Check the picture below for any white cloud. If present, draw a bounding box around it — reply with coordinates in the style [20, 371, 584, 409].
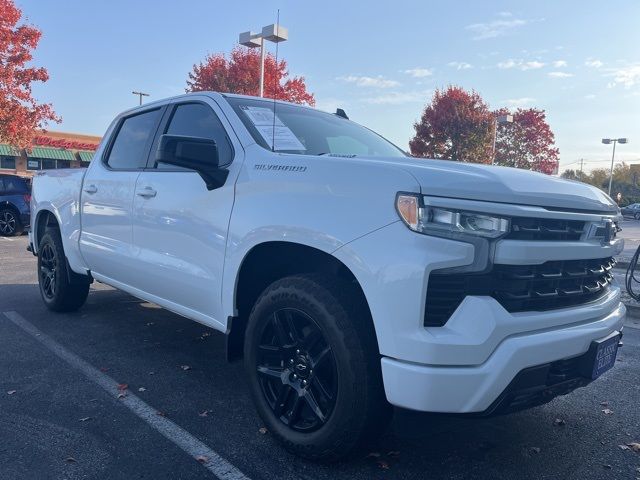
[552, 60, 567, 68]
[338, 75, 400, 88]
[363, 90, 432, 105]
[466, 16, 528, 40]
[497, 59, 545, 70]
[584, 94, 596, 99]
[548, 71, 574, 78]
[497, 11, 512, 17]
[606, 64, 640, 89]
[585, 59, 604, 68]
[503, 97, 536, 107]
[403, 68, 433, 78]
[447, 61, 473, 70]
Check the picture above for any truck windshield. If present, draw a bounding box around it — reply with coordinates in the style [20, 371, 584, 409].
[226, 96, 406, 158]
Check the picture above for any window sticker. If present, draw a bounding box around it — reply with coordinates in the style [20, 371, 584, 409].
[240, 106, 306, 151]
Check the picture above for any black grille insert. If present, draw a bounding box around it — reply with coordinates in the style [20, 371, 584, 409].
[425, 257, 615, 327]
[506, 217, 586, 241]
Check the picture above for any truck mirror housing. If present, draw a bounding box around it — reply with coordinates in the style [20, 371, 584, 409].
[155, 134, 229, 190]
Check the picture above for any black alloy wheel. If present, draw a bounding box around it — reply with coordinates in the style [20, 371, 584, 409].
[256, 308, 337, 432]
[0, 209, 17, 236]
[39, 242, 58, 299]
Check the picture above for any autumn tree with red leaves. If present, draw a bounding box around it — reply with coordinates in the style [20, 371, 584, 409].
[409, 86, 494, 163]
[186, 46, 315, 106]
[493, 107, 559, 174]
[410, 86, 559, 174]
[0, 0, 59, 148]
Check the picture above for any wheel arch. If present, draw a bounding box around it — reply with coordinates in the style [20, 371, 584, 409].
[34, 209, 60, 250]
[227, 241, 376, 361]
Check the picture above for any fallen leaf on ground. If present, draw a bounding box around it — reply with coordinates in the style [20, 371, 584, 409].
[377, 460, 390, 470]
[146, 322, 155, 326]
[199, 410, 211, 417]
[65, 457, 77, 463]
[79, 417, 91, 422]
[553, 418, 566, 426]
[117, 383, 128, 392]
[366, 452, 381, 459]
[603, 464, 612, 469]
[195, 455, 208, 464]
[138, 387, 146, 392]
[180, 365, 191, 371]
[387, 451, 400, 458]
[619, 444, 630, 450]
[117, 393, 126, 399]
[600, 401, 609, 406]
[7, 390, 16, 395]
[156, 411, 167, 417]
[627, 442, 640, 452]
[602, 408, 614, 415]
[258, 427, 267, 434]
[530, 447, 541, 454]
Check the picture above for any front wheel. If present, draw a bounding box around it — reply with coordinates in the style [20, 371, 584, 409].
[244, 273, 391, 461]
[38, 227, 90, 312]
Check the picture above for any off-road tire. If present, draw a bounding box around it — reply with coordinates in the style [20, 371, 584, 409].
[38, 227, 90, 312]
[244, 273, 392, 461]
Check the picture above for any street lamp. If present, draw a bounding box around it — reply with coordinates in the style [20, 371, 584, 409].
[602, 137, 629, 196]
[132, 91, 149, 106]
[239, 23, 288, 97]
[491, 114, 513, 165]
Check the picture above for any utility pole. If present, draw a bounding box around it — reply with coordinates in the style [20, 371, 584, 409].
[579, 158, 584, 176]
[132, 91, 150, 106]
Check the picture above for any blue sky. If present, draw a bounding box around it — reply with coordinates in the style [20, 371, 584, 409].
[20, 0, 640, 172]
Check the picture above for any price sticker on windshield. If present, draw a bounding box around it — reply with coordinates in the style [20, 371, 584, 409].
[240, 106, 306, 151]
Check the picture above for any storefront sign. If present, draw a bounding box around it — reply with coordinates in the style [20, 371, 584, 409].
[32, 136, 99, 151]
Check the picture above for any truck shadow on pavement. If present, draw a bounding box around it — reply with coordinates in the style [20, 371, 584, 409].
[1, 282, 635, 480]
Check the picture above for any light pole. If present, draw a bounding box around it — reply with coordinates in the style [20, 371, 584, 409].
[491, 114, 513, 165]
[602, 138, 629, 196]
[132, 91, 149, 106]
[239, 23, 288, 97]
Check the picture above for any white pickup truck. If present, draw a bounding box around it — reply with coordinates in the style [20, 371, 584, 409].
[29, 92, 626, 460]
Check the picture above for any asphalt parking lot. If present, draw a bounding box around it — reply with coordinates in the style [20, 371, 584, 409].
[1, 234, 639, 480]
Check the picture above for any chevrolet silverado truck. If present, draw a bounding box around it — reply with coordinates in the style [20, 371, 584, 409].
[29, 92, 626, 460]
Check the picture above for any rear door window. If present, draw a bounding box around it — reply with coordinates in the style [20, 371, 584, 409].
[106, 108, 162, 169]
[3, 176, 27, 193]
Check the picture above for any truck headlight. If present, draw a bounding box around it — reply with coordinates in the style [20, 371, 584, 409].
[396, 194, 510, 238]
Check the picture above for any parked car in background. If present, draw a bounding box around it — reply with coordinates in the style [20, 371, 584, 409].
[620, 203, 640, 219]
[0, 174, 30, 236]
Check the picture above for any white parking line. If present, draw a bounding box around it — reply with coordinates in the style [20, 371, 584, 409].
[2, 311, 250, 480]
[0, 237, 13, 242]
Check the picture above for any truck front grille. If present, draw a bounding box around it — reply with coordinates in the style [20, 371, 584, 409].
[505, 217, 586, 241]
[424, 257, 615, 327]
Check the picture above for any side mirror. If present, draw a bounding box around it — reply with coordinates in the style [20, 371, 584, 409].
[155, 134, 229, 190]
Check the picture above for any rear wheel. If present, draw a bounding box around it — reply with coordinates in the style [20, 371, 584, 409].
[38, 227, 90, 312]
[0, 208, 22, 236]
[244, 273, 391, 461]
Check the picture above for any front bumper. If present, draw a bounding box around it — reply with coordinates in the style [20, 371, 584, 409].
[381, 300, 625, 413]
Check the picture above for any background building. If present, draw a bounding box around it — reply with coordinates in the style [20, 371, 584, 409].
[0, 130, 101, 179]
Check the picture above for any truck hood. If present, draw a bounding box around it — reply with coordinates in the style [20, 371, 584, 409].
[371, 157, 617, 213]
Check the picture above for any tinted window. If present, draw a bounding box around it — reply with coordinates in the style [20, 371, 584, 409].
[107, 109, 162, 169]
[163, 103, 233, 166]
[0, 156, 16, 169]
[2, 176, 28, 193]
